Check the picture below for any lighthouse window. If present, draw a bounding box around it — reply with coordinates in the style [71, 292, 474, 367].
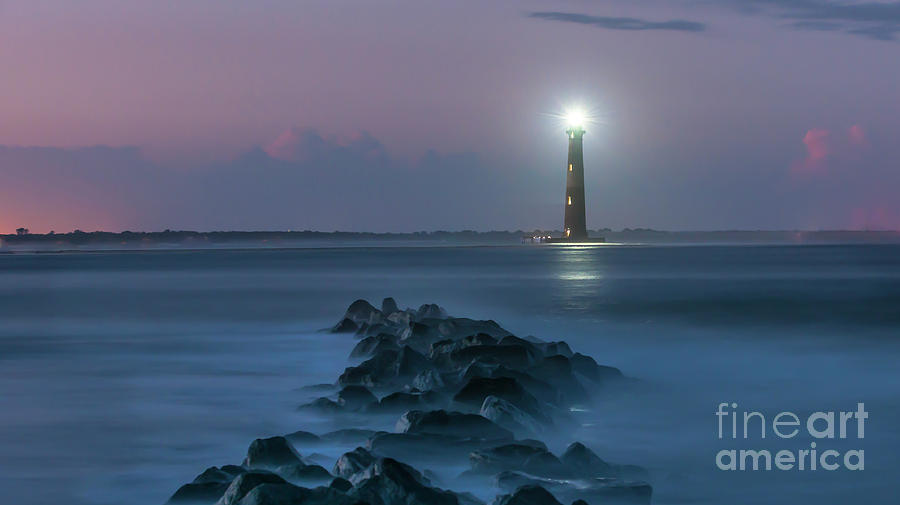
[566, 228, 571, 237]
[567, 196, 573, 205]
[568, 163, 573, 172]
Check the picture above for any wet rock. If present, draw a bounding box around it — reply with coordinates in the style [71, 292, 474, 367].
[412, 368, 445, 391]
[166, 482, 230, 504]
[333, 447, 377, 480]
[415, 303, 448, 320]
[344, 299, 382, 325]
[351, 334, 399, 358]
[234, 483, 357, 505]
[480, 396, 548, 435]
[193, 465, 246, 484]
[570, 353, 623, 383]
[284, 430, 322, 446]
[243, 437, 303, 470]
[469, 444, 568, 478]
[536, 341, 573, 358]
[299, 397, 343, 413]
[279, 463, 333, 485]
[453, 377, 544, 420]
[331, 318, 358, 333]
[349, 457, 460, 505]
[329, 477, 353, 492]
[337, 385, 378, 410]
[372, 391, 445, 413]
[215, 471, 287, 505]
[382, 297, 400, 315]
[571, 501, 589, 505]
[493, 485, 563, 505]
[396, 410, 513, 440]
[495, 472, 652, 505]
[320, 428, 379, 444]
[559, 443, 615, 478]
[450, 345, 536, 370]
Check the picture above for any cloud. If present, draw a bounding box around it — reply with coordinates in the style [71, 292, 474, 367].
[527, 11, 706, 32]
[793, 128, 832, 174]
[791, 124, 872, 175]
[723, 0, 900, 41]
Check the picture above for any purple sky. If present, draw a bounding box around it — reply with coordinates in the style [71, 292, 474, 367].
[1, 0, 899, 233]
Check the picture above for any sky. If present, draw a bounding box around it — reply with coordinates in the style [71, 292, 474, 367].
[1, 0, 899, 233]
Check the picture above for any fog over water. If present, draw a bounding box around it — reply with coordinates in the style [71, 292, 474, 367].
[1, 244, 898, 504]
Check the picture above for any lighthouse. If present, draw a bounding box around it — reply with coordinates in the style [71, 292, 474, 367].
[563, 123, 588, 241]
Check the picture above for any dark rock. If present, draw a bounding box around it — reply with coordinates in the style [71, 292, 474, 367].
[480, 396, 548, 436]
[332, 318, 358, 333]
[382, 297, 400, 314]
[284, 430, 322, 446]
[453, 377, 544, 419]
[412, 368, 445, 391]
[300, 397, 343, 413]
[469, 444, 567, 478]
[463, 333, 499, 347]
[337, 385, 378, 410]
[234, 483, 358, 505]
[279, 463, 333, 484]
[495, 472, 652, 505]
[330, 477, 353, 492]
[193, 465, 245, 484]
[396, 410, 513, 440]
[571, 501, 589, 505]
[349, 457, 459, 505]
[450, 345, 536, 370]
[493, 485, 563, 505]
[166, 482, 229, 504]
[333, 447, 377, 480]
[243, 437, 303, 470]
[537, 341, 573, 358]
[570, 353, 623, 383]
[216, 471, 287, 505]
[373, 391, 445, 413]
[344, 299, 382, 325]
[559, 443, 614, 478]
[415, 303, 448, 320]
[351, 334, 399, 358]
[320, 428, 379, 444]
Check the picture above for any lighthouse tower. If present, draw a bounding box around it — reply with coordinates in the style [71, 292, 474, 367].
[563, 125, 588, 241]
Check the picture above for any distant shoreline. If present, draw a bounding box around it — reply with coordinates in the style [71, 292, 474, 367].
[2, 229, 899, 252]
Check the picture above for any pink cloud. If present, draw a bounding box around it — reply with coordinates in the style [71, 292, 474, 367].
[792, 128, 831, 174]
[848, 124, 869, 148]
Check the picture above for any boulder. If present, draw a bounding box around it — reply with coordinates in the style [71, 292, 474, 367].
[215, 471, 287, 505]
[320, 428, 378, 444]
[299, 397, 342, 413]
[412, 368, 445, 391]
[344, 299, 382, 325]
[373, 391, 445, 413]
[243, 437, 303, 470]
[396, 410, 513, 440]
[381, 297, 400, 314]
[278, 463, 333, 484]
[493, 485, 563, 505]
[284, 430, 322, 446]
[166, 482, 230, 504]
[333, 447, 377, 480]
[329, 477, 353, 492]
[495, 472, 652, 505]
[469, 444, 567, 478]
[349, 457, 460, 505]
[234, 483, 357, 505]
[450, 345, 536, 370]
[559, 443, 614, 478]
[350, 334, 399, 358]
[415, 303, 448, 320]
[337, 385, 378, 410]
[480, 396, 548, 435]
[453, 377, 544, 420]
[570, 353, 623, 383]
[331, 318, 358, 333]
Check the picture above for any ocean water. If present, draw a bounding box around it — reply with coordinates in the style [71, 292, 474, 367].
[1, 244, 899, 504]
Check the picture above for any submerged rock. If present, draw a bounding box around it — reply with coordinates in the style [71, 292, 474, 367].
[337, 385, 378, 410]
[243, 437, 303, 470]
[492, 485, 563, 505]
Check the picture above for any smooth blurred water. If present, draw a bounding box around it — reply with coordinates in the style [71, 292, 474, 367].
[1, 244, 899, 504]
